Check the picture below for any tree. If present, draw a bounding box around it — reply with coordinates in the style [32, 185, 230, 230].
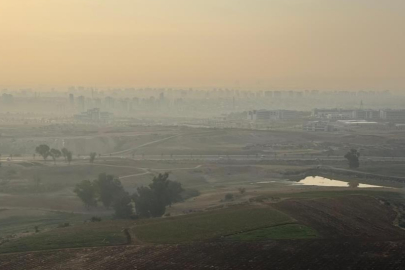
[113, 192, 133, 219]
[133, 186, 163, 218]
[149, 173, 183, 207]
[35, 145, 50, 160]
[344, 149, 360, 169]
[90, 152, 97, 163]
[61, 148, 69, 161]
[93, 173, 125, 208]
[49, 149, 62, 164]
[66, 151, 73, 164]
[166, 180, 184, 206]
[133, 173, 183, 218]
[74, 180, 97, 208]
[238, 187, 246, 194]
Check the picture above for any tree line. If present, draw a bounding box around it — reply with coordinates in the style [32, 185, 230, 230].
[74, 172, 187, 219]
[35, 145, 73, 164]
[35, 144, 98, 164]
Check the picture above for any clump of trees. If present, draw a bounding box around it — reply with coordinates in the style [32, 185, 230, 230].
[133, 173, 184, 218]
[74, 180, 98, 208]
[49, 149, 61, 164]
[74, 172, 187, 219]
[35, 145, 50, 160]
[344, 149, 360, 169]
[74, 173, 127, 212]
[35, 145, 73, 164]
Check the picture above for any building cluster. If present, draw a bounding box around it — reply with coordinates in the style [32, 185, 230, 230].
[247, 110, 302, 121]
[0, 87, 404, 127]
[302, 108, 405, 132]
[302, 121, 335, 132]
[74, 108, 114, 123]
[312, 109, 405, 122]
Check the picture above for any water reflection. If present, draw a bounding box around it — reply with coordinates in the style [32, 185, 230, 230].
[296, 176, 383, 188]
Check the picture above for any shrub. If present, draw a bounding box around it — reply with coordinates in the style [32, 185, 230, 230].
[90, 217, 102, 222]
[224, 193, 234, 201]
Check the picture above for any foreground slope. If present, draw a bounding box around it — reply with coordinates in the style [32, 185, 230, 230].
[1, 193, 405, 269]
[1, 241, 405, 270]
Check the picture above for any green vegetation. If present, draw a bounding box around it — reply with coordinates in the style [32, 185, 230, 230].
[224, 193, 234, 201]
[90, 152, 97, 163]
[0, 210, 89, 237]
[66, 151, 73, 164]
[35, 144, 50, 160]
[0, 221, 132, 254]
[0, 206, 296, 253]
[74, 172, 185, 219]
[94, 173, 126, 209]
[49, 148, 62, 164]
[133, 206, 294, 243]
[74, 180, 98, 208]
[344, 149, 360, 169]
[227, 224, 318, 241]
[75, 174, 132, 218]
[35, 144, 73, 164]
[133, 173, 184, 218]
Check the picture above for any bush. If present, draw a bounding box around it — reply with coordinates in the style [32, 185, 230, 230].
[90, 217, 102, 222]
[224, 193, 234, 201]
[57, 223, 70, 228]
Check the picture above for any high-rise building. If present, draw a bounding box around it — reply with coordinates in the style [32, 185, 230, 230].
[69, 94, 74, 108]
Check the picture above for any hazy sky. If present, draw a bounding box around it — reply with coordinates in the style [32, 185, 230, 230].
[0, 0, 404, 90]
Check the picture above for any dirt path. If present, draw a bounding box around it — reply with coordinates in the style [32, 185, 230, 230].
[108, 135, 180, 156]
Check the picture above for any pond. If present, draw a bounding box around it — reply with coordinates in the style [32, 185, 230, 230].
[295, 176, 384, 188]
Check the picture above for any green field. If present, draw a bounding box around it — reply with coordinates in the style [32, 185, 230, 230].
[227, 224, 318, 241]
[0, 206, 297, 253]
[133, 206, 294, 243]
[0, 220, 133, 254]
[1, 189, 403, 253]
[0, 209, 89, 237]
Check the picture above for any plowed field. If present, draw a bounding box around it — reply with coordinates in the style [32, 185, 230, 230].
[274, 195, 405, 240]
[1, 241, 405, 270]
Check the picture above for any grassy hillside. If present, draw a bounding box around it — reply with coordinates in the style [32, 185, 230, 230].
[0, 205, 296, 253]
[132, 206, 295, 243]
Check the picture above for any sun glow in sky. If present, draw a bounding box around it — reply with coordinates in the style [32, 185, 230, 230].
[0, 0, 404, 90]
